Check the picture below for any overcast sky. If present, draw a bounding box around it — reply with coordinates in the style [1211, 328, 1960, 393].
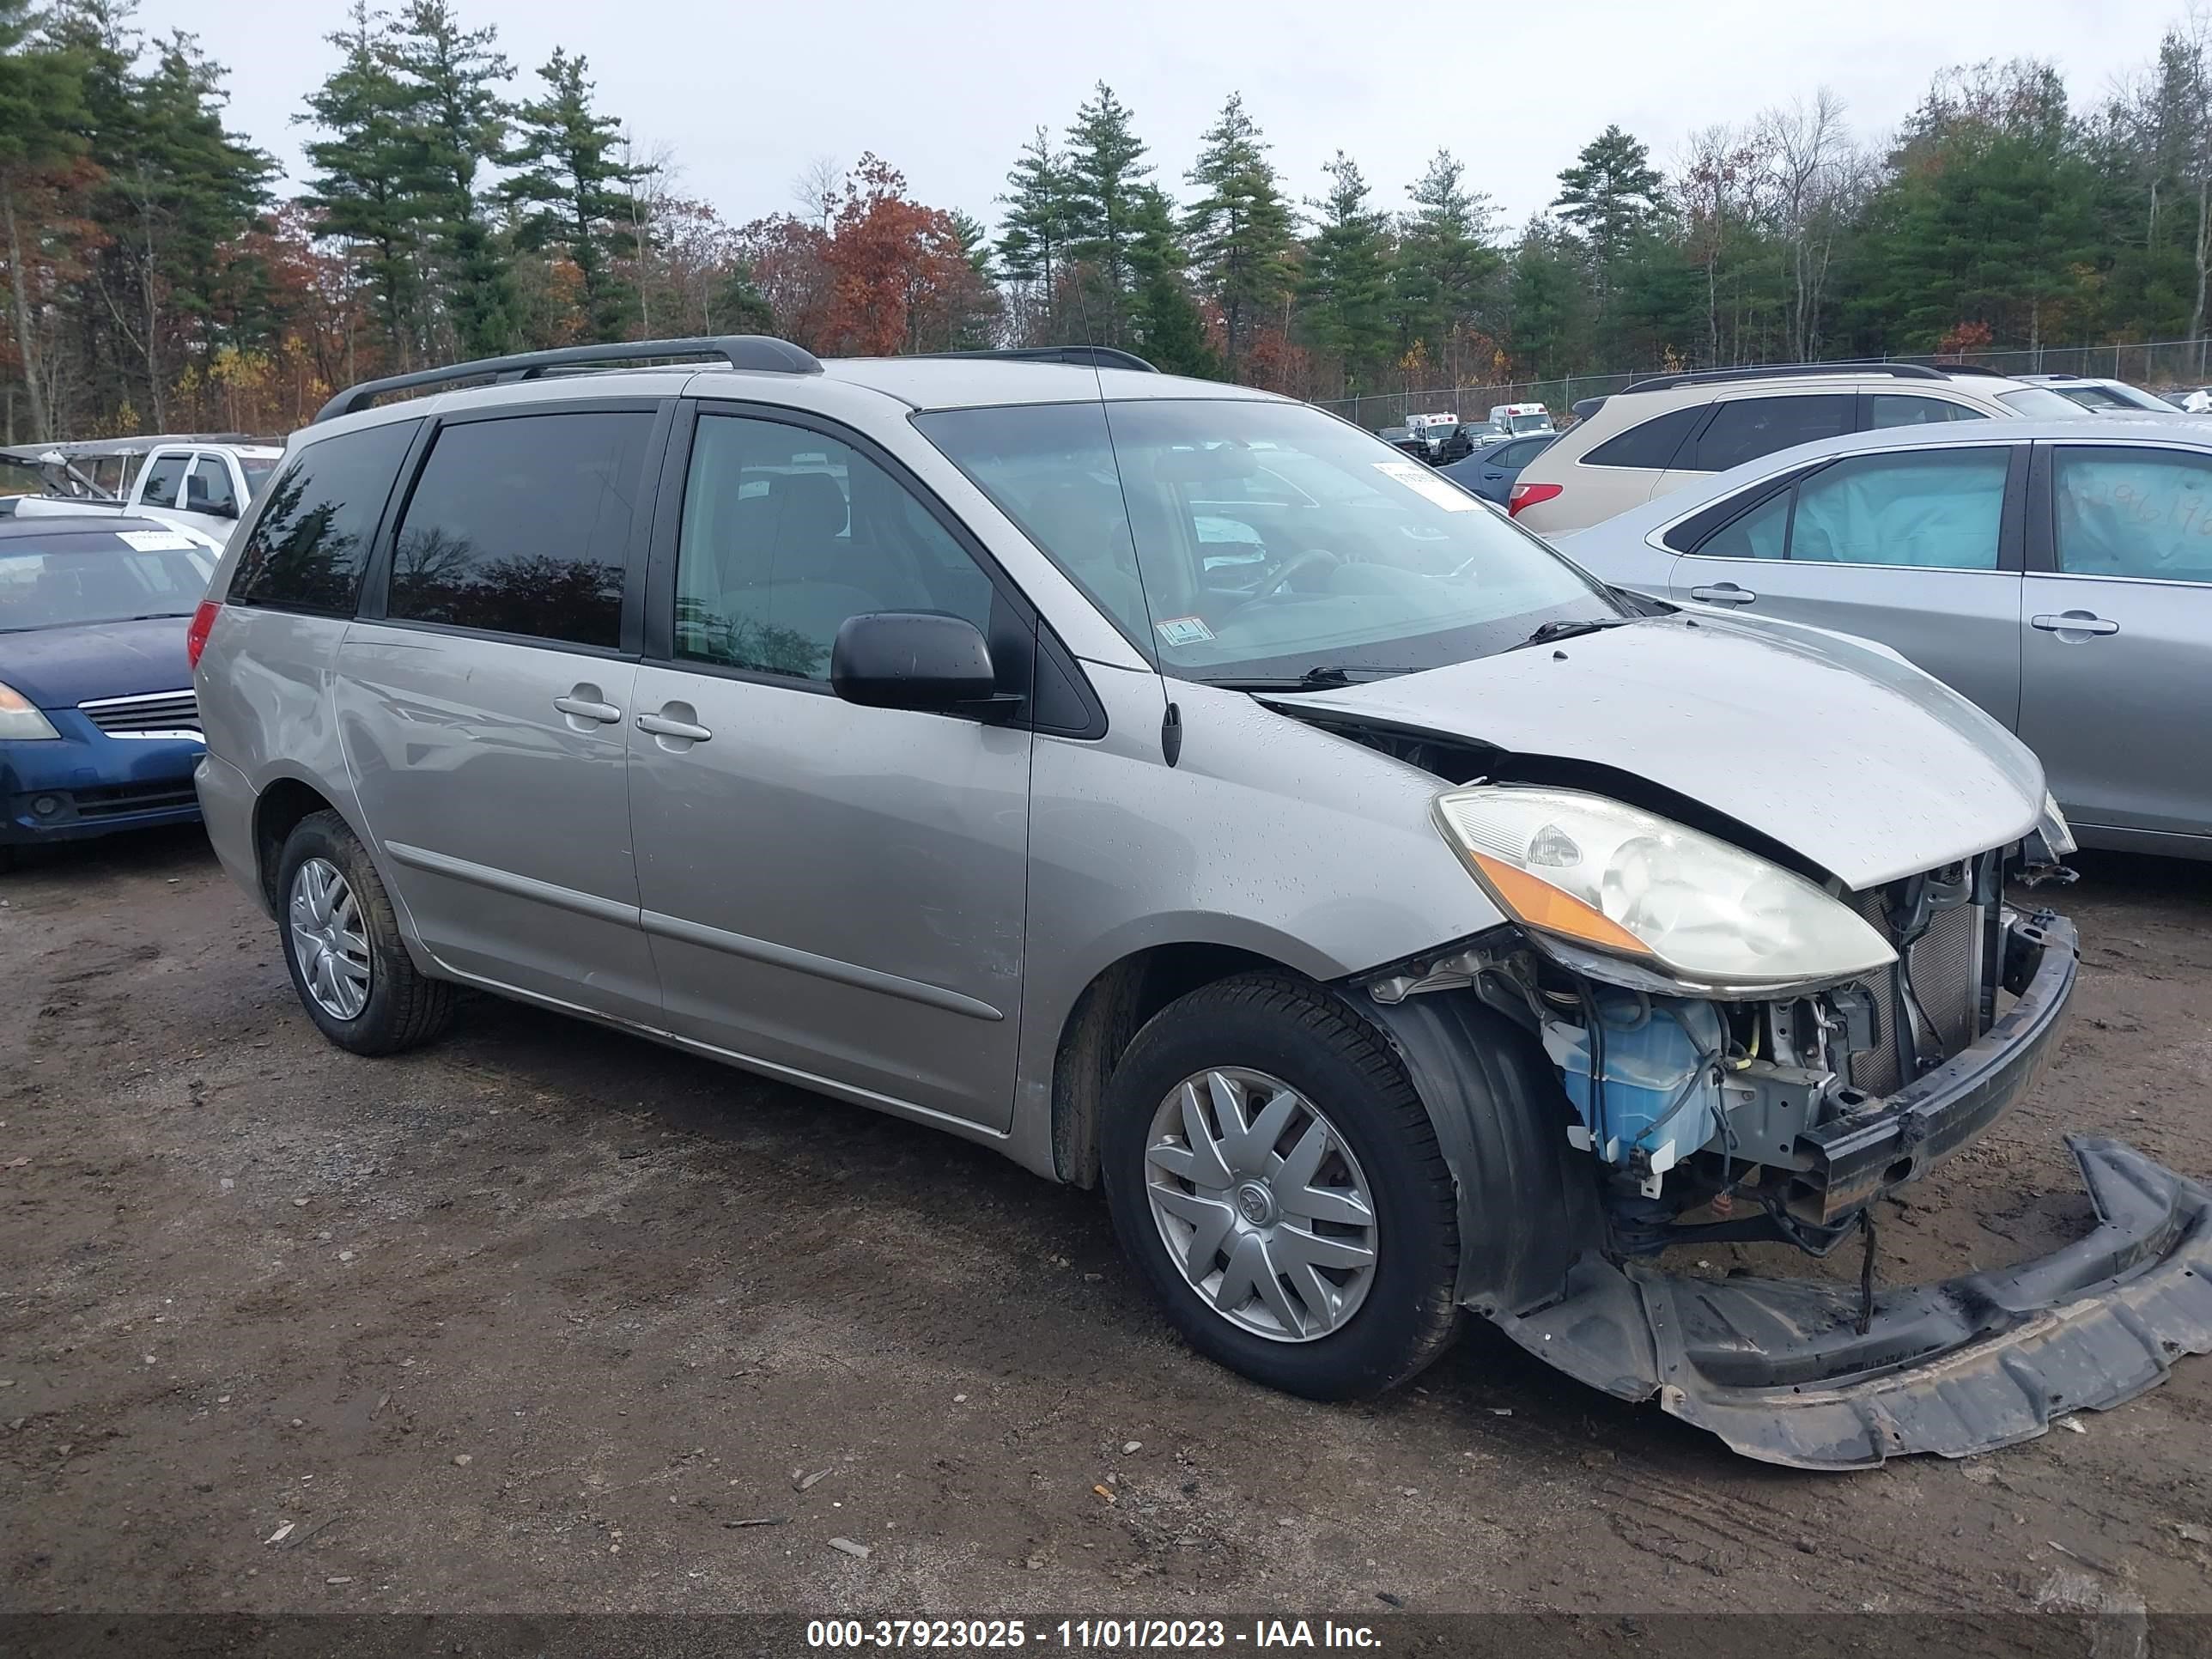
[144, 0, 2167, 233]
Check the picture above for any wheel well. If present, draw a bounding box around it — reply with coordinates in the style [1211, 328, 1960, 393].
[252, 778, 337, 910]
[1050, 943, 1297, 1188]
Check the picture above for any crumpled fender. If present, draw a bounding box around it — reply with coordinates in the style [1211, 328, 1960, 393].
[1363, 988, 2212, 1468]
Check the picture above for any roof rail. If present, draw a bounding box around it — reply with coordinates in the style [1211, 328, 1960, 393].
[1620, 360, 1949, 394]
[920, 345, 1159, 373]
[1927, 362, 2014, 379]
[312, 336, 824, 423]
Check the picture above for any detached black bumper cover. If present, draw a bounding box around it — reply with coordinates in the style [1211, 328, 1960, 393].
[1370, 915, 2212, 1468]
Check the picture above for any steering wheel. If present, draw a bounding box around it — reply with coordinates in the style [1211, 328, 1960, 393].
[1221, 548, 1344, 620]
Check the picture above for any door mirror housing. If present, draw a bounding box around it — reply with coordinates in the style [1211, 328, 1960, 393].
[831, 611, 1005, 713]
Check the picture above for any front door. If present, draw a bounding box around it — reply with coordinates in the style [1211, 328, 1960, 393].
[2020, 441, 2212, 844]
[336, 404, 665, 1024]
[1667, 443, 2027, 727]
[625, 407, 1032, 1128]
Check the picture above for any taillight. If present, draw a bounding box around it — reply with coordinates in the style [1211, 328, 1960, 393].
[185, 600, 219, 668]
[1508, 482, 1563, 519]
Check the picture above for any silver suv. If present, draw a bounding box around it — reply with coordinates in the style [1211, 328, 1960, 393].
[189, 337, 2210, 1468]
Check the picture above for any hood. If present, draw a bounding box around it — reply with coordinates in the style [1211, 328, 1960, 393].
[0, 616, 195, 710]
[1261, 613, 2045, 889]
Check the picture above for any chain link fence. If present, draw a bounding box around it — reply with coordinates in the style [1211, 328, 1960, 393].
[1311, 337, 2212, 431]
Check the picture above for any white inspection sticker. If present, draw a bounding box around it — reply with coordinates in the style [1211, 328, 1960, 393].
[116, 529, 197, 552]
[1372, 459, 1480, 511]
[1154, 615, 1215, 646]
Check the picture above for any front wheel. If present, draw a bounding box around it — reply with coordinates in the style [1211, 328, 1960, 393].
[1100, 974, 1462, 1400]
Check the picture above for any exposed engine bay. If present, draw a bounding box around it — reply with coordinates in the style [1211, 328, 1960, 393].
[1305, 708, 2212, 1468]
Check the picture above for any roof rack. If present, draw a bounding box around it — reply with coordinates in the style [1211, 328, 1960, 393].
[312, 336, 824, 423]
[1620, 361, 1952, 393]
[1926, 362, 2013, 379]
[919, 345, 1159, 373]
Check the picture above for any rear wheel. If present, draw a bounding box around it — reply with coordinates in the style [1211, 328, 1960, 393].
[276, 810, 453, 1055]
[1101, 973, 1462, 1400]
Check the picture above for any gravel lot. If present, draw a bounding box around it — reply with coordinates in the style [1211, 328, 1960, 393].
[3, 827, 2209, 1618]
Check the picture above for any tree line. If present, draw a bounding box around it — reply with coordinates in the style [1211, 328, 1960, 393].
[0, 0, 2207, 443]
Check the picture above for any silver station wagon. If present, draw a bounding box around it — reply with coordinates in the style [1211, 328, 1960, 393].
[189, 338, 2212, 1468]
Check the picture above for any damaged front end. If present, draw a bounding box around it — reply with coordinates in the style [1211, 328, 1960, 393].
[1362, 866, 2212, 1469]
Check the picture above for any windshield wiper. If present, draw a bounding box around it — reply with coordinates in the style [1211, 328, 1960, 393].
[1198, 664, 1400, 691]
[1516, 616, 1638, 650]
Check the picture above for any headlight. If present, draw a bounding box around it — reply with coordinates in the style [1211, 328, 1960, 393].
[1431, 785, 1896, 988]
[0, 681, 59, 741]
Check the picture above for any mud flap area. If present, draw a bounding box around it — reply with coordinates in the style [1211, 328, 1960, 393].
[1495, 1136, 2212, 1468]
[1362, 987, 2212, 1469]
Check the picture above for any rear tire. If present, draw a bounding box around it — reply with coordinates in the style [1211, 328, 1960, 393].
[1101, 972, 1462, 1400]
[275, 809, 453, 1055]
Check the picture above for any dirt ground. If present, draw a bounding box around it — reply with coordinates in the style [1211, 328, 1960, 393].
[2, 826, 2209, 1620]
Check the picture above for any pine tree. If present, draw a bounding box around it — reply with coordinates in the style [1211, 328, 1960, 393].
[386, 0, 514, 358]
[1129, 184, 1214, 376]
[1062, 82, 1151, 342]
[503, 47, 646, 343]
[1183, 93, 1293, 376]
[995, 128, 1073, 291]
[299, 2, 427, 368]
[1553, 125, 1664, 264]
[0, 0, 88, 439]
[1392, 149, 1500, 382]
[50, 2, 270, 426]
[1299, 151, 1394, 392]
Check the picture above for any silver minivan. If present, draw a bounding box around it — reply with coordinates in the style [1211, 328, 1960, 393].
[189, 338, 2212, 1468]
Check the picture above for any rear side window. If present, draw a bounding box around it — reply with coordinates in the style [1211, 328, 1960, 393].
[1492, 435, 1553, 467]
[137, 453, 187, 508]
[387, 410, 652, 649]
[1582, 405, 1703, 470]
[2053, 447, 2212, 583]
[1870, 395, 1989, 428]
[1689, 395, 1854, 472]
[233, 421, 418, 616]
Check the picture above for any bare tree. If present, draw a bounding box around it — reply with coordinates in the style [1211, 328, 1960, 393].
[1759, 89, 1856, 362]
[620, 130, 677, 337]
[791, 155, 842, 233]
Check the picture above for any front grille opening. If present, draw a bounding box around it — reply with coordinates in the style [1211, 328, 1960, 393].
[1845, 864, 2001, 1097]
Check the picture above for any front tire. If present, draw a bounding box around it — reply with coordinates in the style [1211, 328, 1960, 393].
[1101, 973, 1462, 1400]
[276, 809, 453, 1055]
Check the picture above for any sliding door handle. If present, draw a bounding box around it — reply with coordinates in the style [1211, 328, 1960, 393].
[2031, 611, 2119, 637]
[637, 709, 714, 744]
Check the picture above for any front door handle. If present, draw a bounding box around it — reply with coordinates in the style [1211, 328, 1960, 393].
[1689, 583, 1757, 605]
[2031, 611, 2120, 637]
[553, 686, 622, 725]
[637, 705, 714, 744]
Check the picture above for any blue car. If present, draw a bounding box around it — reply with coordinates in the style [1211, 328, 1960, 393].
[0, 514, 219, 866]
[1437, 432, 1558, 507]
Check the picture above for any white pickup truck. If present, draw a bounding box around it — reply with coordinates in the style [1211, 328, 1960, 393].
[1, 435, 284, 544]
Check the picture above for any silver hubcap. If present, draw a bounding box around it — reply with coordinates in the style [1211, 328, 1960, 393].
[1143, 1067, 1378, 1342]
[289, 857, 370, 1021]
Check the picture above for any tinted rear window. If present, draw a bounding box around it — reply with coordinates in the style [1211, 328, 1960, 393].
[1687, 394, 1854, 472]
[386, 410, 652, 649]
[1583, 405, 1703, 470]
[233, 422, 418, 616]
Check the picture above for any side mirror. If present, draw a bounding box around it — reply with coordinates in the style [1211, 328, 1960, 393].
[830, 611, 1004, 713]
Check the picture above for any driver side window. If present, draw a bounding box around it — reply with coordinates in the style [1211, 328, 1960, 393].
[673, 413, 997, 683]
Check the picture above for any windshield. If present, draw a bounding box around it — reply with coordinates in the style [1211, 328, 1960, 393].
[1996, 386, 2089, 418]
[914, 398, 1620, 683]
[1506, 414, 1553, 434]
[0, 529, 213, 631]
